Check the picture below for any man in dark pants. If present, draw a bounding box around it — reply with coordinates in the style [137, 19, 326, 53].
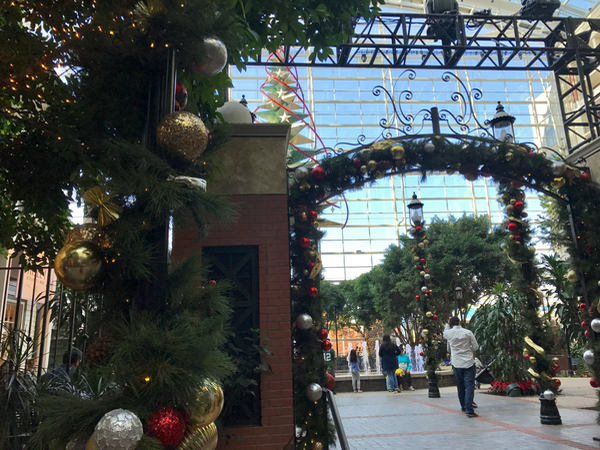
[444, 316, 479, 417]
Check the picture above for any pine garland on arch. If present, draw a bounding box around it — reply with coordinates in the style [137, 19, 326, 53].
[289, 134, 600, 444]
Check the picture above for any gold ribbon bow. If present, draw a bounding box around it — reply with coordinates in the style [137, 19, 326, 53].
[524, 336, 545, 355]
[527, 368, 540, 378]
[82, 186, 122, 227]
[309, 254, 322, 280]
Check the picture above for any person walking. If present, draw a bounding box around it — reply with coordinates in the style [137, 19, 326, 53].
[379, 334, 400, 393]
[444, 316, 479, 417]
[397, 345, 415, 391]
[348, 349, 362, 393]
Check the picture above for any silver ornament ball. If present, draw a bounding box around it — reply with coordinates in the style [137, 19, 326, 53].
[583, 349, 595, 365]
[500, 243, 507, 250]
[295, 167, 310, 182]
[551, 161, 567, 176]
[424, 142, 435, 153]
[591, 318, 600, 333]
[195, 38, 228, 77]
[306, 383, 323, 401]
[296, 313, 313, 330]
[424, 273, 431, 280]
[421, 286, 428, 293]
[543, 390, 555, 401]
[94, 409, 143, 450]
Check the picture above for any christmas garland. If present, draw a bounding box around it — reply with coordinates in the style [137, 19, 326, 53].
[289, 134, 600, 447]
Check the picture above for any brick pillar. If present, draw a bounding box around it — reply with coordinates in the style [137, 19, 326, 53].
[172, 124, 294, 450]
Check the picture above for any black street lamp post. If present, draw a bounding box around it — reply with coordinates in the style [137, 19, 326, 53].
[454, 286, 463, 322]
[407, 193, 424, 227]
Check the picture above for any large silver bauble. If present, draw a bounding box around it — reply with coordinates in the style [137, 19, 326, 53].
[591, 318, 600, 333]
[306, 383, 323, 401]
[583, 349, 595, 365]
[543, 389, 555, 401]
[551, 161, 567, 176]
[296, 313, 313, 330]
[94, 409, 143, 450]
[295, 167, 310, 182]
[194, 38, 228, 77]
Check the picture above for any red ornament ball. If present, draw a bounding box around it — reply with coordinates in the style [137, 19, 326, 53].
[582, 172, 591, 182]
[308, 287, 318, 297]
[432, 314, 438, 320]
[581, 302, 587, 311]
[511, 182, 523, 188]
[317, 328, 329, 341]
[419, 352, 424, 356]
[433, 334, 437, 338]
[353, 158, 362, 168]
[410, 245, 414, 249]
[420, 258, 425, 263]
[312, 166, 325, 180]
[555, 379, 561, 388]
[415, 226, 422, 232]
[146, 407, 187, 448]
[322, 340, 332, 351]
[299, 237, 311, 249]
[591, 378, 598, 388]
[308, 211, 318, 221]
[419, 339, 422, 344]
[514, 201, 524, 210]
[209, 280, 217, 285]
[325, 373, 335, 390]
[415, 295, 420, 300]
[582, 320, 590, 329]
[525, 354, 530, 360]
[175, 81, 188, 111]
[514, 235, 521, 241]
[508, 222, 518, 232]
[585, 330, 591, 339]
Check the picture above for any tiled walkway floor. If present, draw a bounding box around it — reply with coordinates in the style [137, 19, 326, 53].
[332, 378, 599, 450]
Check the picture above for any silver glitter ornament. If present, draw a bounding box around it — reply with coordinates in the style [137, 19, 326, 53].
[424, 142, 435, 153]
[543, 390, 555, 401]
[583, 350, 595, 365]
[194, 38, 228, 77]
[94, 409, 143, 450]
[296, 313, 313, 330]
[157, 111, 209, 162]
[306, 383, 323, 401]
[551, 161, 567, 176]
[295, 167, 310, 182]
[591, 318, 600, 333]
[424, 274, 431, 280]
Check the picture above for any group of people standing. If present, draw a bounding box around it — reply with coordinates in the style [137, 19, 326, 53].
[378, 334, 416, 393]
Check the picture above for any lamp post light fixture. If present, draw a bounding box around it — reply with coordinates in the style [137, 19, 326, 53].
[488, 101, 516, 142]
[454, 286, 464, 322]
[407, 192, 424, 227]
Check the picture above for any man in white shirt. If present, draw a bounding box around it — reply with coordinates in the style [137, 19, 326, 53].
[444, 316, 479, 417]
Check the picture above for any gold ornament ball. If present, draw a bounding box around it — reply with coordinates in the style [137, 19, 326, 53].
[567, 270, 578, 282]
[188, 381, 225, 428]
[505, 152, 514, 161]
[367, 160, 377, 171]
[55, 242, 103, 290]
[552, 357, 559, 362]
[312, 442, 324, 450]
[529, 356, 536, 364]
[157, 111, 209, 162]
[360, 165, 368, 174]
[418, 242, 424, 248]
[510, 199, 516, 205]
[65, 224, 108, 248]
[423, 240, 429, 246]
[178, 422, 218, 450]
[391, 145, 405, 160]
[414, 256, 420, 262]
[506, 205, 514, 214]
[420, 271, 426, 276]
[422, 329, 429, 335]
[426, 311, 433, 317]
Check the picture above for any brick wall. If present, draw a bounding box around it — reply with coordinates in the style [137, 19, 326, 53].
[172, 193, 294, 450]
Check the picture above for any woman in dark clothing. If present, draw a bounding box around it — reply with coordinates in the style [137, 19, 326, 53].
[379, 334, 400, 392]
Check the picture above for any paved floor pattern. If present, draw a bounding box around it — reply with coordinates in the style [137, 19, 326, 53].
[331, 381, 600, 450]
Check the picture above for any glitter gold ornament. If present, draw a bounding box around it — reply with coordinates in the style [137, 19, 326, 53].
[551, 177, 566, 189]
[157, 111, 209, 162]
[178, 423, 218, 450]
[505, 152, 514, 161]
[188, 381, 225, 428]
[360, 165, 367, 174]
[370, 139, 394, 151]
[312, 442, 324, 450]
[367, 160, 377, 171]
[65, 224, 109, 249]
[55, 242, 103, 290]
